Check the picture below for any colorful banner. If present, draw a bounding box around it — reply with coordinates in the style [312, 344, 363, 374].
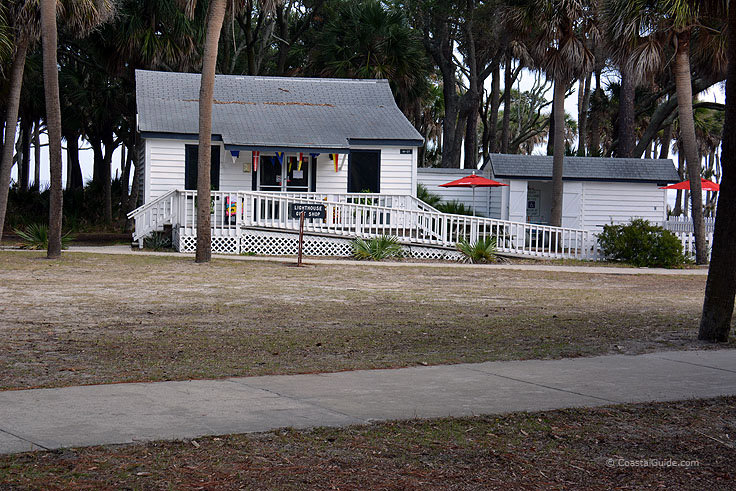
[333, 153, 339, 172]
[252, 151, 260, 172]
[298, 152, 303, 171]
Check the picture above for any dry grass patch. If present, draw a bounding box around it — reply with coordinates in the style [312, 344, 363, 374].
[1, 397, 734, 489]
[0, 251, 731, 389]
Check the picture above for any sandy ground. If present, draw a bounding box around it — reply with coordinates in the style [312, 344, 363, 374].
[0, 250, 731, 390]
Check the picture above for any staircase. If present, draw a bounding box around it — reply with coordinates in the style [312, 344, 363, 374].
[128, 190, 601, 260]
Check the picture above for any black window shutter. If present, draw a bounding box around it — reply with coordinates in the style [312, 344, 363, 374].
[310, 155, 317, 192]
[210, 145, 220, 190]
[185, 145, 197, 190]
[184, 144, 220, 191]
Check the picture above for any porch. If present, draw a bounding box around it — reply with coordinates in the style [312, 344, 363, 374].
[128, 190, 602, 260]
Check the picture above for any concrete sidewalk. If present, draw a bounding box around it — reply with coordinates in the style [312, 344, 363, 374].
[1, 349, 735, 454]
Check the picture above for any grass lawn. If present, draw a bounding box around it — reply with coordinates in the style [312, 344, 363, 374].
[0, 251, 732, 390]
[1, 397, 733, 489]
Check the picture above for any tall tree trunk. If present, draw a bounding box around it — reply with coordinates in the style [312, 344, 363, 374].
[674, 31, 708, 265]
[486, 59, 501, 155]
[588, 69, 603, 156]
[41, 0, 64, 258]
[550, 79, 567, 227]
[617, 66, 636, 158]
[103, 137, 114, 225]
[0, 36, 29, 242]
[577, 73, 592, 156]
[501, 53, 513, 154]
[33, 121, 41, 192]
[699, 0, 736, 342]
[547, 98, 555, 156]
[65, 133, 83, 190]
[464, 110, 479, 169]
[121, 143, 131, 202]
[196, 0, 227, 263]
[19, 119, 31, 190]
[659, 122, 672, 159]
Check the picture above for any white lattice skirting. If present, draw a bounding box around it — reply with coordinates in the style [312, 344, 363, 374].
[173, 227, 462, 260]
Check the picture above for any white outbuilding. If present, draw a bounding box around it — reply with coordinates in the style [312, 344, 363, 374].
[418, 154, 680, 232]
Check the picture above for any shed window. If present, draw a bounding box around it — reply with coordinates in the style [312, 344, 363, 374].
[185, 145, 221, 190]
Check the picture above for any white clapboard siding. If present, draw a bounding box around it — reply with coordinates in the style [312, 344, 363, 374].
[220, 152, 253, 192]
[315, 154, 348, 193]
[562, 182, 583, 230]
[582, 181, 667, 231]
[417, 168, 494, 216]
[378, 147, 414, 195]
[145, 138, 188, 202]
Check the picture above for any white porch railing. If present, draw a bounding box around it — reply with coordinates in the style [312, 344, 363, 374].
[129, 190, 601, 260]
[127, 189, 179, 243]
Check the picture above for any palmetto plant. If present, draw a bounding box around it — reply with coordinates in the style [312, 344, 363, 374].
[13, 223, 73, 250]
[352, 236, 403, 261]
[416, 183, 442, 208]
[456, 237, 498, 264]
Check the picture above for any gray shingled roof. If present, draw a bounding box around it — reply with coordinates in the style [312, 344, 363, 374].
[484, 154, 680, 183]
[136, 70, 423, 150]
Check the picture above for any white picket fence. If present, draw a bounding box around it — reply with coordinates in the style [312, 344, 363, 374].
[660, 217, 716, 257]
[128, 190, 601, 260]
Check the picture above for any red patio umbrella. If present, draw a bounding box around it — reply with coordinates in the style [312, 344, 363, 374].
[659, 178, 720, 191]
[439, 171, 508, 216]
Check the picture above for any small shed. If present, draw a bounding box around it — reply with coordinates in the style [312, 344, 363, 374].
[418, 154, 680, 231]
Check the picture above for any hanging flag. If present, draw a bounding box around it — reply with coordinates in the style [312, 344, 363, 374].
[276, 152, 284, 165]
[252, 151, 260, 172]
[288, 157, 293, 173]
[298, 152, 304, 171]
[333, 153, 339, 172]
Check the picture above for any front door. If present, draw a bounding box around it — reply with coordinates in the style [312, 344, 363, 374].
[257, 154, 312, 192]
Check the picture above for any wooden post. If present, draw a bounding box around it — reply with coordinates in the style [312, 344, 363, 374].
[297, 211, 305, 267]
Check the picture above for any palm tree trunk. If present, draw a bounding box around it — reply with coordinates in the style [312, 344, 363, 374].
[659, 122, 672, 159]
[33, 121, 41, 192]
[550, 79, 566, 227]
[617, 66, 636, 157]
[41, 0, 64, 259]
[196, 0, 227, 263]
[699, 0, 736, 342]
[588, 68, 603, 156]
[65, 132, 83, 190]
[500, 53, 513, 154]
[0, 36, 29, 242]
[19, 119, 31, 190]
[577, 73, 591, 156]
[674, 31, 708, 265]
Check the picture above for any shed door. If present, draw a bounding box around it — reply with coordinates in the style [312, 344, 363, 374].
[185, 145, 221, 190]
[348, 150, 380, 193]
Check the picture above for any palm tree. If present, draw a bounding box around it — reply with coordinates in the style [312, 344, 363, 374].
[0, 3, 33, 243]
[699, 0, 734, 342]
[305, 0, 430, 119]
[505, 0, 595, 227]
[39, 0, 115, 258]
[179, 0, 278, 263]
[603, 0, 726, 264]
[0, 0, 115, 251]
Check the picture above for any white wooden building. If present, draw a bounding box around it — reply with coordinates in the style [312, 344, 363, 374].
[135, 70, 422, 205]
[418, 154, 680, 232]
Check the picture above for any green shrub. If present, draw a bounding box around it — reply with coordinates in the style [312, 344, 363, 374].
[435, 200, 480, 216]
[143, 231, 173, 251]
[456, 237, 498, 264]
[597, 219, 688, 268]
[352, 235, 403, 261]
[417, 183, 442, 208]
[13, 223, 73, 250]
